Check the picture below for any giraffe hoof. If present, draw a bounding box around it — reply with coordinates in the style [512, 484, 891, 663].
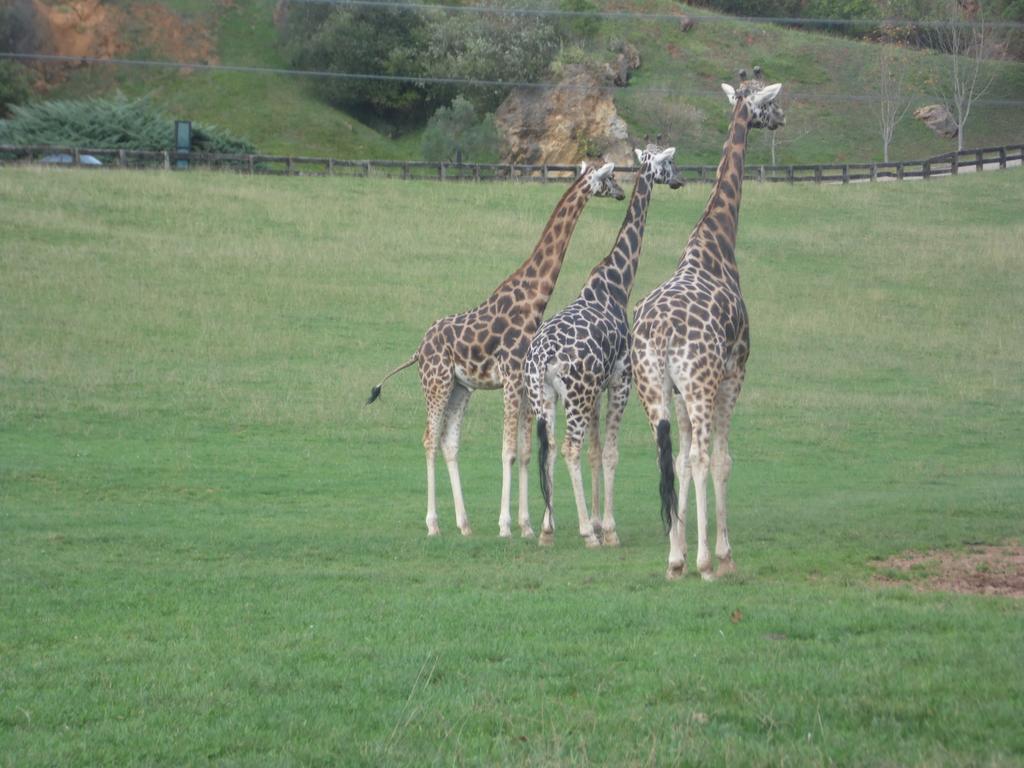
[427, 527, 441, 537]
[498, 529, 513, 539]
[699, 569, 716, 582]
[583, 535, 601, 549]
[716, 558, 736, 577]
[521, 527, 535, 539]
[538, 531, 555, 547]
[602, 530, 621, 547]
[666, 563, 687, 580]
[459, 526, 473, 537]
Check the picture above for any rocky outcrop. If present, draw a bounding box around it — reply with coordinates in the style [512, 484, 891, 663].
[494, 65, 633, 167]
[25, 0, 216, 86]
[914, 104, 958, 139]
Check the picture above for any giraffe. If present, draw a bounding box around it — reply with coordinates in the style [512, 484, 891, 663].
[630, 72, 785, 580]
[525, 145, 683, 548]
[367, 162, 625, 538]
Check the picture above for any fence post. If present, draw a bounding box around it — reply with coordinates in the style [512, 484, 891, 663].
[787, 165, 794, 183]
[976, 150, 984, 172]
[923, 160, 931, 180]
[474, 164, 480, 182]
[842, 165, 849, 184]
[73, 148, 81, 167]
[402, 162, 409, 180]
[363, 161, 370, 178]
[162, 151, 170, 171]
[951, 155, 958, 175]
[327, 158, 335, 177]
[118, 149, 126, 168]
[897, 162, 904, 181]
[758, 165, 765, 182]
[999, 147, 1007, 169]
[542, 164, 548, 183]
[870, 164, 877, 182]
[815, 166, 822, 183]
[286, 157, 294, 176]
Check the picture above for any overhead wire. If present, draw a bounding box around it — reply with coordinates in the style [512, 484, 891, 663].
[3, 51, 1023, 108]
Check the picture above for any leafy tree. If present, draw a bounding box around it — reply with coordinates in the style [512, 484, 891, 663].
[421, 96, 500, 162]
[422, 9, 561, 113]
[287, 4, 438, 127]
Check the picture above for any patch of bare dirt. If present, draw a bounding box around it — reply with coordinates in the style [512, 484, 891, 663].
[872, 544, 1024, 598]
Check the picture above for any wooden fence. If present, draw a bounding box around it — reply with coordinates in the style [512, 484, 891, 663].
[2, 143, 1021, 184]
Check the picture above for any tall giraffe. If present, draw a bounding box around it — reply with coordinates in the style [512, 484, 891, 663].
[368, 163, 625, 538]
[524, 145, 682, 548]
[631, 73, 785, 580]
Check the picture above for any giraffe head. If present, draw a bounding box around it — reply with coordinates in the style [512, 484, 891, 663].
[721, 71, 785, 130]
[579, 161, 626, 200]
[633, 144, 684, 189]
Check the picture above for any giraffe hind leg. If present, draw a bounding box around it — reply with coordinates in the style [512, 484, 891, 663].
[562, 397, 601, 548]
[711, 373, 743, 577]
[440, 383, 473, 536]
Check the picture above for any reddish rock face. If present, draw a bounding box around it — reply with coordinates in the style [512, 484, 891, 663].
[494, 65, 634, 168]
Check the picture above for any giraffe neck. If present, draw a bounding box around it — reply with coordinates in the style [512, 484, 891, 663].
[581, 164, 655, 309]
[494, 174, 593, 311]
[681, 100, 752, 283]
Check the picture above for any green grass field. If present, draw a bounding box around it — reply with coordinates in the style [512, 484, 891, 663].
[1, 165, 1022, 766]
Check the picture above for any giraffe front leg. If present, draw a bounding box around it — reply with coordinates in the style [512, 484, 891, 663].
[517, 397, 535, 539]
[498, 387, 522, 538]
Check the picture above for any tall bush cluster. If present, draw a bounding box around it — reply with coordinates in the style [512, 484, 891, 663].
[278, 0, 602, 160]
[0, 96, 256, 153]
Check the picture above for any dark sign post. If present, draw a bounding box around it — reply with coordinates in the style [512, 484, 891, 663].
[174, 120, 192, 170]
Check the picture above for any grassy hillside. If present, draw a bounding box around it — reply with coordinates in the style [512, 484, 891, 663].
[1, 165, 1022, 765]
[35, 0, 1024, 161]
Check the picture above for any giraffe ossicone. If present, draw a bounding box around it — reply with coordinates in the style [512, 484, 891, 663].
[367, 162, 625, 538]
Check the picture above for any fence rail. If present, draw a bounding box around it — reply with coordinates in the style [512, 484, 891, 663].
[2, 143, 1022, 184]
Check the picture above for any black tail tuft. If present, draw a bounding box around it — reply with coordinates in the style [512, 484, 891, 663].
[537, 418, 553, 513]
[656, 419, 677, 534]
[366, 385, 382, 405]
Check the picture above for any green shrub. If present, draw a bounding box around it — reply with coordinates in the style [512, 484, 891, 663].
[0, 96, 255, 153]
[421, 97, 500, 162]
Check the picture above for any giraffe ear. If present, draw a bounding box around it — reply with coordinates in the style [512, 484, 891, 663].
[595, 162, 615, 179]
[634, 148, 644, 163]
[721, 83, 738, 105]
[752, 83, 782, 106]
[654, 147, 676, 162]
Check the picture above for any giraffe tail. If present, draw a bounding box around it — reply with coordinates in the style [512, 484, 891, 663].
[366, 356, 417, 405]
[537, 417, 553, 515]
[656, 419, 677, 533]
